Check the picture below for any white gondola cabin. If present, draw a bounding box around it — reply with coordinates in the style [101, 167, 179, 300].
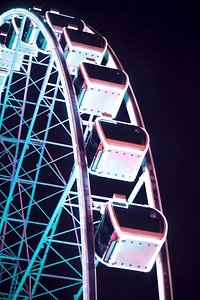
[95, 202, 168, 272]
[4, 16, 21, 49]
[86, 118, 149, 181]
[22, 18, 39, 45]
[46, 11, 85, 38]
[74, 62, 129, 117]
[60, 28, 107, 75]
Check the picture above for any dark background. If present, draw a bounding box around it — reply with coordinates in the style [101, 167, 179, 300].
[0, 1, 199, 299]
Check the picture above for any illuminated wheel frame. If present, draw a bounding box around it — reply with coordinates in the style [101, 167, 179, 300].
[0, 7, 173, 300]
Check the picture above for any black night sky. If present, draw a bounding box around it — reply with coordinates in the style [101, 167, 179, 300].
[0, 1, 199, 299]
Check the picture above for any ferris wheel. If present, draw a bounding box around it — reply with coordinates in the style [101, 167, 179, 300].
[0, 7, 173, 300]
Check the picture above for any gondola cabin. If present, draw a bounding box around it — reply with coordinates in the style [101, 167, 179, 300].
[60, 28, 107, 75]
[95, 202, 168, 272]
[4, 16, 21, 49]
[46, 11, 85, 38]
[74, 62, 129, 117]
[86, 118, 149, 181]
[22, 18, 39, 46]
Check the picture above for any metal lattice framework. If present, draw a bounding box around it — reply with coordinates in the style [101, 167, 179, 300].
[0, 7, 173, 300]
